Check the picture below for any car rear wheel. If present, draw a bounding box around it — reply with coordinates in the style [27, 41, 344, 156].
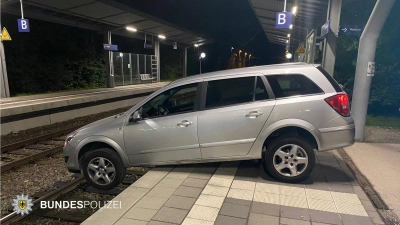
[82, 148, 125, 190]
[263, 136, 315, 183]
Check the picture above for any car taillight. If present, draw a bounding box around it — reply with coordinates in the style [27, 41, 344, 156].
[325, 94, 350, 117]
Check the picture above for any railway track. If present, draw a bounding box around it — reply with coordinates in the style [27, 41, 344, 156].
[0, 126, 83, 173]
[0, 169, 147, 224]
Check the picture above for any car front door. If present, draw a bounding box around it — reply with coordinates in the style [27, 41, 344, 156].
[198, 76, 276, 159]
[123, 82, 202, 165]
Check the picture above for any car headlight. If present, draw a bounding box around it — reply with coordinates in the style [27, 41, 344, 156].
[64, 131, 78, 146]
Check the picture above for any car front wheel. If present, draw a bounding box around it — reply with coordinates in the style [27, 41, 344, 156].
[263, 136, 315, 183]
[82, 148, 125, 190]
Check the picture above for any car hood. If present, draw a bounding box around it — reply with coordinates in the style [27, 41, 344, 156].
[78, 113, 126, 134]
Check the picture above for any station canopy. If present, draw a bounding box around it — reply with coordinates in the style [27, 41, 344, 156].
[2, 0, 213, 46]
[248, 0, 329, 45]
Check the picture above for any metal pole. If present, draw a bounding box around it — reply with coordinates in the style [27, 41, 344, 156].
[104, 31, 114, 88]
[137, 54, 140, 83]
[0, 4, 11, 98]
[20, 0, 24, 19]
[0, 40, 10, 98]
[129, 53, 132, 85]
[321, 0, 342, 76]
[352, 0, 395, 142]
[154, 40, 160, 82]
[199, 58, 202, 74]
[121, 55, 124, 86]
[283, 0, 287, 12]
[183, 47, 187, 77]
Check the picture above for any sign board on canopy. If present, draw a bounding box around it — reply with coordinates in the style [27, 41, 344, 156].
[275, 12, 292, 29]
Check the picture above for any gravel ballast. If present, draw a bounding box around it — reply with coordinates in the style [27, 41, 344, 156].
[1, 154, 74, 216]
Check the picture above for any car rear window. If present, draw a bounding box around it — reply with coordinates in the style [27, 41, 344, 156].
[316, 66, 344, 92]
[266, 74, 323, 98]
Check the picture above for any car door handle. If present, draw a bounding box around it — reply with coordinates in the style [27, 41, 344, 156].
[245, 111, 263, 118]
[177, 120, 193, 127]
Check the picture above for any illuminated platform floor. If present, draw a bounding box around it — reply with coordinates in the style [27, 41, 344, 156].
[82, 149, 384, 225]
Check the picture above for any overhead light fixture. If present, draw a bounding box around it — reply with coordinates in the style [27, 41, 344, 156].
[200, 52, 206, 58]
[194, 44, 199, 47]
[287, 34, 291, 37]
[126, 27, 137, 32]
[289, 24, 293, 29]
[292, 6, 297, 15]
[158, 35, 166, 39]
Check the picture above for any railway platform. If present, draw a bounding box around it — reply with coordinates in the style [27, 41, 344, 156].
[82, 149, 385, 225]
[0, 83, 168, 135]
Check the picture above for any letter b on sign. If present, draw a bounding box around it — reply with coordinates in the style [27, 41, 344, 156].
[18, 19, 30, 32]
[278, 14, 286, 25]
[275, 12, 292, 29]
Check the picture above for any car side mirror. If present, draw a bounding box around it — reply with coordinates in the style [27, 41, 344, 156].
[129, 110, 142, 123]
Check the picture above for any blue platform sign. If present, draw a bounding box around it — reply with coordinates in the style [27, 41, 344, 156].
[17, 19, 30, 32]
[275, 12, 292, 29]
[340, 25, 364, 36]
[321, 20, 330, 38]
[103, 44, 118, 51]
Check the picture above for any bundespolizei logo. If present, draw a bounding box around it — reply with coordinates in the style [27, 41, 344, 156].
[12, 194, 33, 216]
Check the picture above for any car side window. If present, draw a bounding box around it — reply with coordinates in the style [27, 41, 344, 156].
[266, 74, 323, 98]
[205, 77, 254, 109]
[141, 83, 198, 118]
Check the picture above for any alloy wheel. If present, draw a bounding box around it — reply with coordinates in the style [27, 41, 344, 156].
[87, 157, 116, 185]
[272, 144, 309, 177]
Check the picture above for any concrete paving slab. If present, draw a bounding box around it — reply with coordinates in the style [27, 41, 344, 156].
[281, 217, 311, 225]
[280, 205, 310, 221]
[151, 207, 188, 224]
[181, 177, 208, 188]
[164, 195, 196, 210]
[219, 202, 250, 219]
[248, 213, 279, 225]
[214, 215, 247, 225]
[251, 202, 280, 216]
[345, 142, 400, 219]
[122, 207, 158, 221]
[174, 186, 203, 198]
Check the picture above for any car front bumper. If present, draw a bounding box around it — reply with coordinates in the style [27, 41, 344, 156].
[63, 143, 81, 172]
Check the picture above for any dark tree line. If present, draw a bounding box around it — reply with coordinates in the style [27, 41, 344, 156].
[335, 0, 400, 116]
[3, 14, 106, 96]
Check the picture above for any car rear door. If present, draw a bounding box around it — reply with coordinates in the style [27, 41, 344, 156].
[198, 75, 276, 159]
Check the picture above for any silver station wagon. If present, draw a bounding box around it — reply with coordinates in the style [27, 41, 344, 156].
[63, 63, 355, 190]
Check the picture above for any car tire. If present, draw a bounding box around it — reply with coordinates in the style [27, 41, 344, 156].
[82, 148, 125, 190]
[263, 135, 315, 183]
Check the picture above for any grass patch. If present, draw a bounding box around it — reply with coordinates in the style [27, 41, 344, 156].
[366, 115, 400, 128]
